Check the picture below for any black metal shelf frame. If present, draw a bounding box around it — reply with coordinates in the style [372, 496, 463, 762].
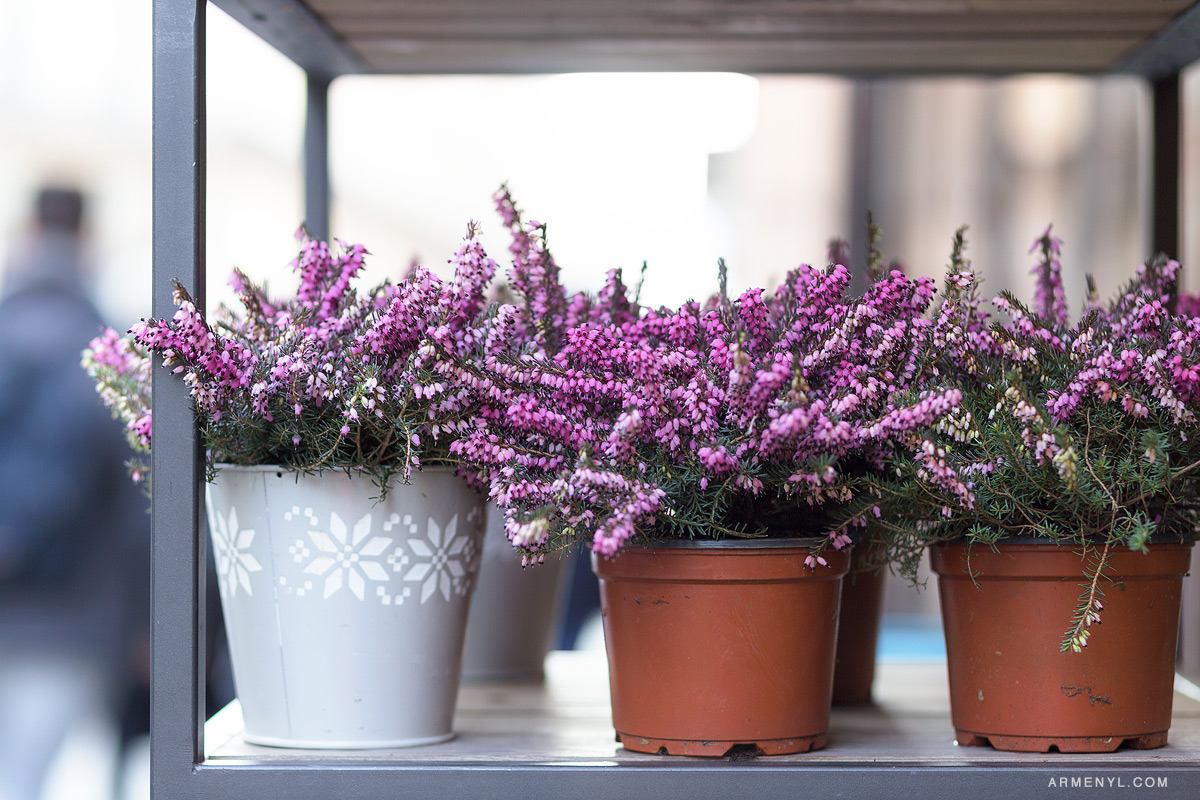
[151, 1, 1199, 796]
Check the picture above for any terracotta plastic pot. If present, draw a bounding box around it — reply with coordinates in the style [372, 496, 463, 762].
[831, 542, 886, 707]
[593, 538, 850, 756]
[206, 466, 485, 748]
[461, 504, 568, 682]
[931, 539, 1194, 753]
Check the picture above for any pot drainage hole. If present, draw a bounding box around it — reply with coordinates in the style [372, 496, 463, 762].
[724, 743, 765, 760]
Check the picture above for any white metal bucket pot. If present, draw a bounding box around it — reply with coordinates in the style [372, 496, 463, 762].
[461, 504, 568, 682]
[205, 465, 485, 748]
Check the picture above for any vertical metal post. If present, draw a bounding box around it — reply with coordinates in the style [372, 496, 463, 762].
[847, 80, 873, 292]
[1152, 74, 1181, 260]
[305, 73, 332, 241]
[151, 0, 206, 793]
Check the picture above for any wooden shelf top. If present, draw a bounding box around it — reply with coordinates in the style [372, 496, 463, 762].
[205, 652, 1200, 772]
[211, 0, 1200, 78]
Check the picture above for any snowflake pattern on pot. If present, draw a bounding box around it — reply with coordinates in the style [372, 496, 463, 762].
[209, 506, 262, 598]
[289, 506, 393, 600]
[393, 514, 477, 604]
[209, 498, 480, 605]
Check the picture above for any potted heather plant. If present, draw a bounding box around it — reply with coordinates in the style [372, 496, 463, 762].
[862, 228, 1197, 753]
[459, 186, 582, 683]
[434, 236, 963, 756]
[83, 228, 500, 748]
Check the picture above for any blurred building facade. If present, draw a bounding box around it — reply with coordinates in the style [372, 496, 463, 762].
[6, 5, 1192, 325]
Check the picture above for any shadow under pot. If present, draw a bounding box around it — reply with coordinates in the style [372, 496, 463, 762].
[931, 539, 1194, 753]
[593, 537, 850, 757]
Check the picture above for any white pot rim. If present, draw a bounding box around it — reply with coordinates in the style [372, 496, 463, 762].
[210, 463, 461, 476]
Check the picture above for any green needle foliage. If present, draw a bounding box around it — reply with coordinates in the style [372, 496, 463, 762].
[859, 228, 1200, 651]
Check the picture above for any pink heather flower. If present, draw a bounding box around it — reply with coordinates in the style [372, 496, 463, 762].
[83, 328, 154, 455]
[1178, 293, 1200, 318]
[1031, 225, 1067, 326]
[870, 230, 1200, 621]
[99, 222, 503, 483]
[439, 216, 962, 557]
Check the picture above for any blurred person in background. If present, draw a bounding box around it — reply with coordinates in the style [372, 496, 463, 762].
[0, 186, 149, 800]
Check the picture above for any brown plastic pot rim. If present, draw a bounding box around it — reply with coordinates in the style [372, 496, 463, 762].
[593, 541, 850, 582]
[624, 536, 828, 550]
[931, 538, 1195, 556]
[937, 573, 1188, 583]
[931, 539, 1193, 580]
[932, 534, 1196, 548]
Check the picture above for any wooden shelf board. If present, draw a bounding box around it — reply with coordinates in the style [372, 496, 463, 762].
[204, 653, 1200, 767]
[211, 0, 1200, 76]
